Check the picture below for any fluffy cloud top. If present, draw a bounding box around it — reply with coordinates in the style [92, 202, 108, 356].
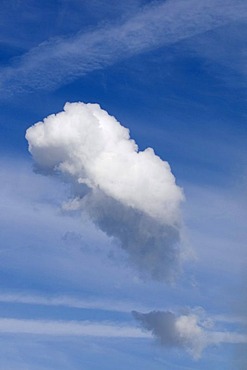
[26, 102, 183, 224]
[26, 102, 184, 280]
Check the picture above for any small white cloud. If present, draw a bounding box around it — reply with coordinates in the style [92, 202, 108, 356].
[133, 309, 247, 359]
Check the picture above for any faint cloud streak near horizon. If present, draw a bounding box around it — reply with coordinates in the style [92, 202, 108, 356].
[0, 317, 151, 338]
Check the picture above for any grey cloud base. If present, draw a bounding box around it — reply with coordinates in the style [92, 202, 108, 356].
[132, 309, 208, 359]
[82, 190, 181, 281]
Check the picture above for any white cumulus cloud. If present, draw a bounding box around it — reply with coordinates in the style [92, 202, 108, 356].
[26, 102, 184, 280]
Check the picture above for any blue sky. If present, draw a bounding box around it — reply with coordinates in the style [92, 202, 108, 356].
[0, 0, 247, 369]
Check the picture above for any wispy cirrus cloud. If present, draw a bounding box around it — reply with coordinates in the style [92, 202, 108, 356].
[1, 0, 246, 97]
